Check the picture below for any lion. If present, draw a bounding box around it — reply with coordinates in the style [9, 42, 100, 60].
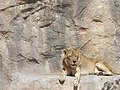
[59, 48, 117, 90]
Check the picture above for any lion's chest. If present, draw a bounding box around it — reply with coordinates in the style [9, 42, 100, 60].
[67, 68, 76, 76]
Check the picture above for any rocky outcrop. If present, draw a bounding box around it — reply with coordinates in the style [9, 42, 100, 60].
[0, 0, 120, 90]
[102, 78, 120, 90]
[3, 74, 120, 90]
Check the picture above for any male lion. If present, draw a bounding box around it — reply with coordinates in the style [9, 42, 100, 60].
[59, 48, 116, 90]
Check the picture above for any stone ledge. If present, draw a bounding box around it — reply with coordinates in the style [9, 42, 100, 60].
[4, 74, 120, 90]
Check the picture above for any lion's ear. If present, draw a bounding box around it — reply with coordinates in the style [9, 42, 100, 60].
[63, 49, 67, 55]
[63, 48, 72, 55]
[75, 48, 80, 55]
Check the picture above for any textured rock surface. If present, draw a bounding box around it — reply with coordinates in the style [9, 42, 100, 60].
[3, 75, 120, 90]
[0, 0, 120, 90]
[102, 78, 120, 90]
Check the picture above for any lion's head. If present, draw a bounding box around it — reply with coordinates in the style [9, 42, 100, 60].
[63, 48, 81, 68]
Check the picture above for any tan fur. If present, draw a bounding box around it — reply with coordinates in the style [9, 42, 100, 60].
[59, 48, 115, 90]
[59, 48, 81, 90]
[79, 55, 114, 75]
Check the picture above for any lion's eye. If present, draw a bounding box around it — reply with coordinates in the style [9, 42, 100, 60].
[67, 56, 72, 59]
[76, 57, 78, 59]
[69, 56, 73, 59]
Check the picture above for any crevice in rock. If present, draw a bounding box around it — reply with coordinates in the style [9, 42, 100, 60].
[21, 35, 37, 42]
[79, 27, 88, 32]
[19, 0, 43, 4]
[13, 5, 47, 20]
[52, 30, 65, 34]
[0, 31, 13, 35]
[0, 2, 26, 12]
[39, 21, 54, 28]
[40, 51, 54, 59]
[95, 34, 109, 38]
[101, 79, 120, 90]
[27, 58, 39, 64]
[74, 4, 87, 18]
[92, 19, 103, 23]
[54, 3, 71, 9]
[20, 7, 35, 13]
[114, 0, 119, 8]
[53, 45, 65, 50]
[18, 53, 39, 64]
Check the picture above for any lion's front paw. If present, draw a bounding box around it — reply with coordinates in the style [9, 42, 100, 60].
[74, 81, 78, 89]
[73, 79, 79, 90]
[59, 78, 65, 85]
[74, 82, 78, 87]
[73, 85, 78, 90]
[74, 82, 78, 90]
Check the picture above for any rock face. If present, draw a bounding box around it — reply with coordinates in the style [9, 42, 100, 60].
[3, 74, 120, 90]
[0, 0, 120, 90]
[102, 78, 120, 90]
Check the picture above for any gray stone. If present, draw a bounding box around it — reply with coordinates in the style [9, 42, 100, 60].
[0, 0, 120, 89]
[4, 74, 120, 90]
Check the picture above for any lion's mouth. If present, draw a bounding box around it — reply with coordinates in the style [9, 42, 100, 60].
[71, 64, 77, 67]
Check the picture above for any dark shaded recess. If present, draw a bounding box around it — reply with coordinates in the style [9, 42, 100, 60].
[20, 0, 43, 4]
[92, 19, 103, 23]
[27, 58, 39, 64]
[40, 22, 53, 28]
[12, 5, 47, 21]
[0, 31, 13, 35]
[18, 53, 39, 64]
[53, 45, 65, 50]
[54, 3, 71, 9]
[40, 51, 54, 59]
[102, 79, 120, 90]
[21, 7, 34, 13]
[0, 3, 26, 12]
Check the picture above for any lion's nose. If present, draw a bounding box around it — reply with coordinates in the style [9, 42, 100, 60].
[73, 61, 76, 63]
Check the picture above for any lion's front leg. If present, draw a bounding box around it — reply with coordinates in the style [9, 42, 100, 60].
[59, 68, 67, 85]
[74, 67, 81, 90]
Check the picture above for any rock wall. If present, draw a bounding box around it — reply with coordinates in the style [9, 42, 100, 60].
[0, 0, 120, 90]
